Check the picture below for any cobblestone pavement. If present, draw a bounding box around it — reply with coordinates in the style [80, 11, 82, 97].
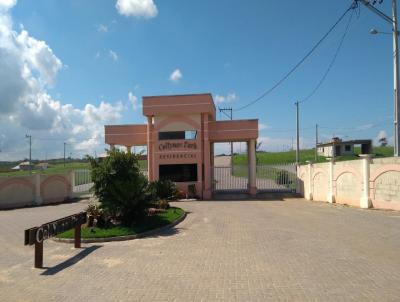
[1, 199, 400, 301]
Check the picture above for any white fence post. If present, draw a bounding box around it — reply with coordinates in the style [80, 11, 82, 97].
[34, 174, 42, 205]
[69, 171, 75, 199]
[327, 159, 335, 204]
[360, 155, 372, 209]
[296, 164, 301, 194]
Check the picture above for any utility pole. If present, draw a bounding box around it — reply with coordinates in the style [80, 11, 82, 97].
[26, 134, 32, 174]
[393, 0, 400, 156]
[358, 0, 400, 156]
[63, 142, 66, 167]
[219, 107, 234, 164]
[295, 101, 300, 164]
[315, 124, 319, 161]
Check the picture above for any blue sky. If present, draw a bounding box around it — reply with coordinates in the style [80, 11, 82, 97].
[0, 0, 397, 160]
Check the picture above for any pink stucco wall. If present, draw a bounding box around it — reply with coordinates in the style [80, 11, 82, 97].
[103, 93, 259, 199]
[209, 120, 258, 142]
[105, 124, 147, 146]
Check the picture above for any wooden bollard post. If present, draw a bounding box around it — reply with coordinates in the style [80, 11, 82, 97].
[34, 241, 43, 268]
[74, 225, 81, 248]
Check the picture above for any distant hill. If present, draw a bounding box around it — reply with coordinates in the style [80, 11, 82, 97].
[0, 159, 90, 176]
[233, 146, 394, 165]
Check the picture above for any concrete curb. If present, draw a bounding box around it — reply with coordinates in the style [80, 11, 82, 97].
[53, 210, 187, 244]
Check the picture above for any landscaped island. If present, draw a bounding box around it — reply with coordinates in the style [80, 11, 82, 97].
[56, 207, 185, 239]
[56, 149, 186, 241]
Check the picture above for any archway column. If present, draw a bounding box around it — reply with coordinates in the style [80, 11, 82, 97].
[202, 113, 212, 199]
[248, 139, 257, 196]
[147, 116, 154, 181]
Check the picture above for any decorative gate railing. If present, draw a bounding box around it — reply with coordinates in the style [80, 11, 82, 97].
[73, 169, 93, 194]
[256, 164, 297, 193]
[212, 164, 297, 193]
[212, 166, 248, 192]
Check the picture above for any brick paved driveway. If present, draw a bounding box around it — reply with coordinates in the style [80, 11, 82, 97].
[1, 199, 400, 301]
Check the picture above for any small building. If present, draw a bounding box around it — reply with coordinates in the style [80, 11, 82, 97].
[317, 138, 373, 158]
[104, 93, 259, 199]
[36, 162, 50, 170]
[18, 161, 34, 171]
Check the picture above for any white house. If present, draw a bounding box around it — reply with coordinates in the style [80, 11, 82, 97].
[317, 138, 372, 158]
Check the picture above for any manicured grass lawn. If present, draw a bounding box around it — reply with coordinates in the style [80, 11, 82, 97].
[56, 207, 185, 239]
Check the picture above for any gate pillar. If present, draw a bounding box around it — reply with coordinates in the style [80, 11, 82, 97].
[202, 113, 212, 200]
[248, 139, 257, 196]
[147, 116, 154, 181]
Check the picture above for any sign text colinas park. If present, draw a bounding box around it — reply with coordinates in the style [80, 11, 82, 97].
[24, 212, 87, 245]
[158, 141, 197, 151]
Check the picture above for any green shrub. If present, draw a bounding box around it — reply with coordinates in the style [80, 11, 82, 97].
[188, 184, 197, 198]
[86, 203, 102, 227]
[88, 149, 153, 226]
[149, 179, 179, 201]
[155, 199, 170, 210]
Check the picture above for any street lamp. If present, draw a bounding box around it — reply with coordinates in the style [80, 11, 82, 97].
[369, 28, 392, 34]
[357, 0, 400, 156]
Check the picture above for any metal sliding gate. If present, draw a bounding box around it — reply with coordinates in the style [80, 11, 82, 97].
[212, 166, 248, 192]
[212, 164, 297, 193]
[256, 164, 297, 193]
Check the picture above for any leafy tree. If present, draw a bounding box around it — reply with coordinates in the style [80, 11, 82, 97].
[379, 137, 388, 147]
[88, 149, 152, 226]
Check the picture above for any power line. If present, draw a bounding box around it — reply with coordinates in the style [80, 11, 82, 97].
[234, 2, 358, 112]
[319, 120, 392, 132]
[261, 118, 391, 134]
[266, 126, 315, 133]
[299, 8, 355, 104]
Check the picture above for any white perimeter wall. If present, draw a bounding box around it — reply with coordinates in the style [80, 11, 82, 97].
[298, 157, 400, 210]
[0, 173, 73, 209]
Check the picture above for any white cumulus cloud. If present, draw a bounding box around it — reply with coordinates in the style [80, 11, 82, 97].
[116, 0, 158, 19]
[169, 69, 182, 82]
[97, 24, 108, 33]
[109, 50, 118, 61]
[0, 5, 123, 160]
[259, 123, 271, 131]
[0, 0, 16, 10]
[128, 91, 138, 110]
[214, 93, 237, 104]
